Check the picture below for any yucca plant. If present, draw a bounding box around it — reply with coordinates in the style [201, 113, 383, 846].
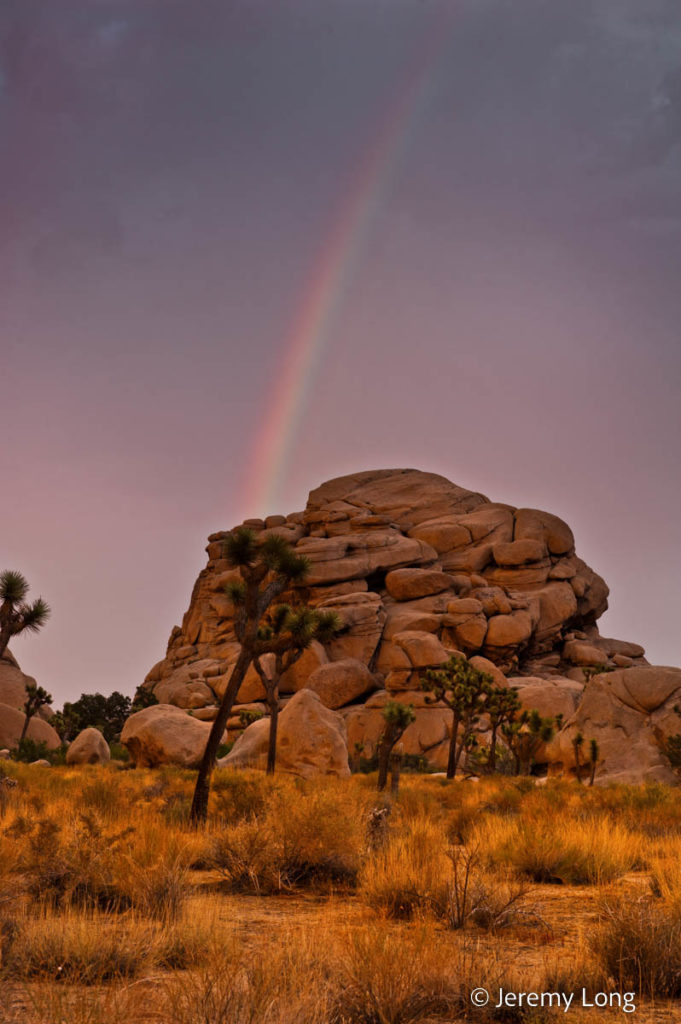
[20, 681, 53, 743]
[419, 657, 493, 779]
[589, 738, 600, 786]
[253, 604, 340, 774]
[190, 529, 311, 823]
[377, 702, 415, 792]
[0, 570, 50, 661]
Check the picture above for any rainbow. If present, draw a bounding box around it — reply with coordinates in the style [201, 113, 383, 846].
[241, 15, 454, 519]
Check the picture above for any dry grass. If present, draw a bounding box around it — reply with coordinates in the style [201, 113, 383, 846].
[1, 763, 681, 1022]
[471, 812, 640, 885]
[589, 898, 681, 998]
[209, 781, 371, 892]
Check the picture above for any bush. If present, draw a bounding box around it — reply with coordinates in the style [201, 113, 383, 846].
[359, 816, 449, 919]
[211, 784, 368, 892]
[11, 739, 60, 764]
[330, 925, 463, 1024]
[108, 741, 130, 762]
[474, 814, 639, 885]
[211, 769, 271, 821]
[3, 907, 212, 983]
[589, 898, 681, 998]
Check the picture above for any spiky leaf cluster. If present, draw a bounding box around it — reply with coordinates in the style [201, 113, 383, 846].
[382, 700, 416, 731]
[420, 656, 493, 717]
[0, 571, 51, 659]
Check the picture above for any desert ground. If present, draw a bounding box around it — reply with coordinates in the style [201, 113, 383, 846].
[2, 763, 681, 1024]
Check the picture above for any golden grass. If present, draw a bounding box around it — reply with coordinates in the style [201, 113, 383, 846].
[1, 762, 681, 1021]
[470, 812, 641, 884]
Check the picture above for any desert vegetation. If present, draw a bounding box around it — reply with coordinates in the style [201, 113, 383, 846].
[1, 762, 681, 1023]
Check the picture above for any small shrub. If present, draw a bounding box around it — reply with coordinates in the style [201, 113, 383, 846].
[108, 741, 130, 762]
[359, 817, 449, 919]
[474, 814, 639, 885]
[330, 925, 463, 1024]
[11, 739, 51, 764]
[589, 898, 681, 998]
[432, 845, 533, 933]
[4, 911, 159, 983]
[211, 784, 367, 892]
[211, 769, 271, 821]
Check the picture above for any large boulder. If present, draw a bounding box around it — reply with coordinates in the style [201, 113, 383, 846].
[219, 689, 350, 778]
[0, 703, 61, 751]
[0, 658, 31, 711]
[303, 659, 378, 709]
[121, 704, 212, 768]
[66, 727, 111, 765]
[549, 666, 681, 785]
[0, 652, 53, 719]
[318, 592, 386, 664]
[385, 568, 453, 601]
[305, 468, 487, 530]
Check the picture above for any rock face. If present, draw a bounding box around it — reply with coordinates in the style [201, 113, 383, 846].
[138, 468, 676, 784]
[219, 689, 350, 778]
[0, 651, 54, 721]
[0, 703, 61, 752]
[550, 667, 681, 785]
[121, 704, 214, 768]
[66, 727, 111, 765]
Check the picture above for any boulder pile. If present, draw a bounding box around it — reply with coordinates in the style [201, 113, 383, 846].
[128, 469, 679, 784]
[0, 650, 61, 752]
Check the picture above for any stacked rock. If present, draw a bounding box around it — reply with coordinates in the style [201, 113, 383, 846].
[128, 469, 679, 783]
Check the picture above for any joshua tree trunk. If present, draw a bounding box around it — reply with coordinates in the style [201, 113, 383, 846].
[377, 728, 396, 791]
[390, 750, 402, 795]
[446, 713, 462, 779]
[574, 750, 583, 784]
[266, 692, 279, 775]
[19, 712, 31, 744]
[0, 618, 11, 661]
[488, 725, 498, 773]
[190, 647, 252, 824]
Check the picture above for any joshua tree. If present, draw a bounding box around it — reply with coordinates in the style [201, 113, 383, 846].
[376, 701, 415, 791]
[190, 529, 310, 824]
[0, 571, 50, 661]
[420, 657, 493, 779]
[502, 709, 559, 776]
[20, 681, 53, 743]
[572, 731, 584, 783]
[485, 686, 521, 773]
[252, 603, 340, 774]
[588, 738, 600, 786]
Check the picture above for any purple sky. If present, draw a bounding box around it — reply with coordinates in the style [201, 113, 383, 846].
[2, 0, 680, 705]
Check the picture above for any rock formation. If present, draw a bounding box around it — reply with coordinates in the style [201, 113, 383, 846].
[120, 704, 214, 769]
[135, 468, 678, 784]
[0, 650, 61, 751]
[220, 689, 351, 778]
[66, 727, 111, 766]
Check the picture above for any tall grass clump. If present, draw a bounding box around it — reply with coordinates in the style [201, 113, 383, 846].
[2, 903, 217, 985]
[210, 782, 370, 892]
[358, 815, 450, 919]
[473, 813, 639, 884]
[589, 898, 681, 998]
[328, 924, 463, 1024]
[162, 929, 329, 1024]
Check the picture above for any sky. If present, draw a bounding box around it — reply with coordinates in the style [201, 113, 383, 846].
[2, 0, 680, 705]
